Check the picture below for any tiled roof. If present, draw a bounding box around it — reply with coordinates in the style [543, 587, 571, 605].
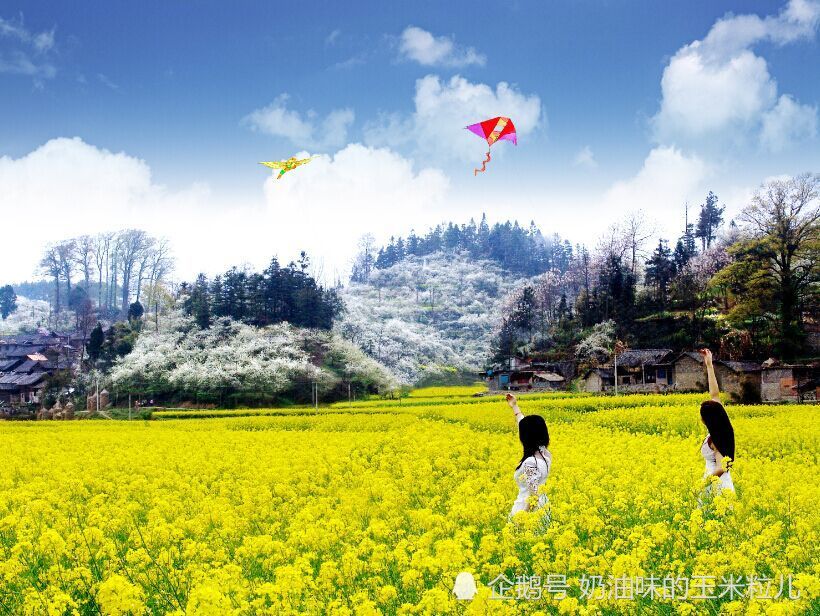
[615, 349, 674, 367]
[721, 360, 761, 373]
[0, 372, 47, 388]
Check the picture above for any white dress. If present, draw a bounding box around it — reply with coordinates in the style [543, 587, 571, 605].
[701, 435, 734, 491]
[510, 414, 552, 518]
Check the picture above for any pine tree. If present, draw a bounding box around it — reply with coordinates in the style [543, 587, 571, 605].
[511, 286, 537, 335]
[0, 285, 17, 320]
[494, 317, 518, 361]
[87, 322, 104, 363]
[645, 240, 675, 306]
[695, 191, 725, 250]
[185, 274, 212, 329]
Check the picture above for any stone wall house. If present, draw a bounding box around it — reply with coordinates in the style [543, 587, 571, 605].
[672, 353, 761, 402]
[486, 359, 569, 391]
[672, 353, 706, 391]
[718, 361, 762, 402]
[761, 363, 819, 402]
[581, 368, 614, 393]
[613, 349, 674, 386]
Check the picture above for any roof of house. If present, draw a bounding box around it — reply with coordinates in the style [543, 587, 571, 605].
[0, 372, 47, 390]
[674, 351, 704, 364]
[533, 371, 565, 382]
[0, 358, 22, 372]
[615, 349, 674, 367]
[584, 367, 614, 379]
[721, 360, 761, 373]
[673, 352, 761, 372]
[14, 360, 44, 374]
[0, 345, 47, 358]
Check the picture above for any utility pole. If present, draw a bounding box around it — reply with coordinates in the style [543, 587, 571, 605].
[613, 340, 626, 396]
[614, 352, 618, 396]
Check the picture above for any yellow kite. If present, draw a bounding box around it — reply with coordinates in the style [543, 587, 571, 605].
[258, 156, 316, 180]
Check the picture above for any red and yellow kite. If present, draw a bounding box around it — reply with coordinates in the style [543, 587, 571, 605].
[465, 116, 517, 175]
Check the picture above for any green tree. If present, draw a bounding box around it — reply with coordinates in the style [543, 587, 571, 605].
[0, 285, 17, 320]
[493, 317, 518, 362]
[645, 240, 675, 306]
[695, 191, 725, 250]
[185, 274, 212, 329]
[87, 322, 104, 363]
[712, 174, 819, 359]
[511, 286, 537, 334]
[128, 301, 144, 322]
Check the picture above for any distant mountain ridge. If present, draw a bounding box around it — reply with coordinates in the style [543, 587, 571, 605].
[352, 214, 578, 282]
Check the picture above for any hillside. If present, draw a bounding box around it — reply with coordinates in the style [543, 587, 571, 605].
[337, 252, 527, 384]
[0, 296, 73, 336]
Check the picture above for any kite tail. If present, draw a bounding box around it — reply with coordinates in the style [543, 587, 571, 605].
[474, 149, 491, 175]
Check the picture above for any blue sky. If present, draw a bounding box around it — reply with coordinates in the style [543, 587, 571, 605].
[1, 0, 819, 281]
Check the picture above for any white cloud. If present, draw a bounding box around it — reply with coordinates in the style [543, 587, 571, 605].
[325, 28, 340, 46]
[652, 0, 820, 151]
[97, 73, 119, 90]
[398, 26, 485, 68]
[602, 147, 709, 234]
[0, 138, 449, 285]
[242, 94, 355, 151]
[0, 137, 217, 281]
[261, 143, 449, 279]
[760, 94, 818, 152]
[0, 15, 56, 79]
[573, 146, 597, 168]
[365, 74, 542, 162]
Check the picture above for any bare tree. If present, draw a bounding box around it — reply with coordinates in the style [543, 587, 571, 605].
[350, 234, 377, 283]
[39, 245, 63, 313]
[622, 211, 656, 277]
[92, 232, 114, 308]
[143, 238, 173, 309]
[74, 235, 95, 294]
[134, 236, 157, 304]
[116, 229, 149, 314]
[56, 239, 77, 298]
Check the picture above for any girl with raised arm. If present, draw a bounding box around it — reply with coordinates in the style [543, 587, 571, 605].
[698, 348, 736, 492]
[506, 393, 552, 523]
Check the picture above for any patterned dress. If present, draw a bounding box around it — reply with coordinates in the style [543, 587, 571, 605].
[510, 414, 552, 526]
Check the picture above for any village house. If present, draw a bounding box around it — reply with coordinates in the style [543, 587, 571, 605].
[486, 357, 568, 391]
[0, 332, 81, 406]
[760, 360, 819, 402]
[581, 349, 674, 393]
[672, 352, 761, 402]
[579, 349, 767, 401]
[581, 367, 614, 392]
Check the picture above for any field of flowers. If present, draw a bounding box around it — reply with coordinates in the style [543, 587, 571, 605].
[0, 391, 818, 615]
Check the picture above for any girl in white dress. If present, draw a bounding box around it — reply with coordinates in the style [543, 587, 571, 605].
[506, 393, 552, 525]
[698, 349, 735, 492]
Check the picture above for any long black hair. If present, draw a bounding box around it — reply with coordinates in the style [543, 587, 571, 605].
[517, 414, 550, 469]
[700, 400, 735, 463]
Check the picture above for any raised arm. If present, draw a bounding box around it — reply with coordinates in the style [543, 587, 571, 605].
[699, 348, 721, 402]
[506, 393, 524, 424]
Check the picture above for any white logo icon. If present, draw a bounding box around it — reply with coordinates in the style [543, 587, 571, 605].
[453, 571, 478, 600]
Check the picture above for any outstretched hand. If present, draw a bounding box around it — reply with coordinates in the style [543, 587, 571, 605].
[506, 393, 517, 408]
[698, 348, 713, 362]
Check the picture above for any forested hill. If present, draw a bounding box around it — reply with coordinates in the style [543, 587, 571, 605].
[352, 215, 579, 280]
[337, 252, 527, 384]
